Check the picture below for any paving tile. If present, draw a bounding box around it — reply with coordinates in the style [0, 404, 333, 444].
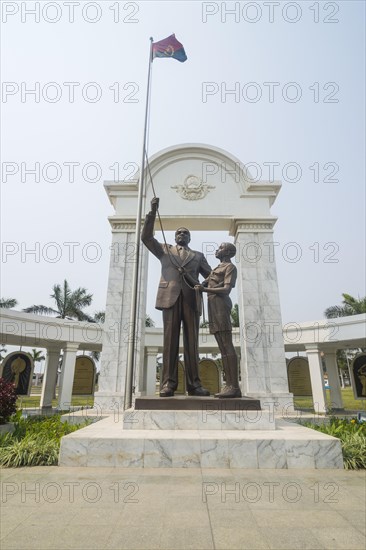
[163, 495, 207, 510]
[212, 526, 270, 549]
[57, 525, 116, 549]
[310, 526, 366, 549]
[118, 504, 169, 527]
[251, 509, 351, 529]
[106, 526, 162, 549]
[0, 506, 38, 539]
[159, 526, 214, 550]
[330, 485, 366, 505]
[260, 527, 325, 549]
[0, 469, 21, 481]
[209, 507, 257, 526]
[1, 466, 365, 550]
[20, 506, 77, 526]
[0, 526, 69, 549]
[1, 472, 51, 484]
[162, 509, 211, 528]
[66, 506, 126, 526]
[335, 508, 366, 535]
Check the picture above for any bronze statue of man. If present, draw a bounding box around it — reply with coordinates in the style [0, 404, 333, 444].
[196, 243, 242, 398]
[141, 197, 212, 397]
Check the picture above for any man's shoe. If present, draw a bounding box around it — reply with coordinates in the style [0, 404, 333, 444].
[216, 386, 242, 399]
[214, 385, 230, 398]
[159, 387, 174, 397]
[188, 386, 210, 397]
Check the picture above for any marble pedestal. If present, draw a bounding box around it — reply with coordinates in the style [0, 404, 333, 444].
[123, 408, 274, 431]
[135, 396, 261, 410]
[59, 409, 344, 469]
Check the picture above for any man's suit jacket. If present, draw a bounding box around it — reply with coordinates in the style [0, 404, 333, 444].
[141, 211, 211, 311]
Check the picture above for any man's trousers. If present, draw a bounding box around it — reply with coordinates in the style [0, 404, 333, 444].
[161, 292, 201, 392]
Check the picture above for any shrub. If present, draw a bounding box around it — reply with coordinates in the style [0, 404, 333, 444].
[304, 417, 366, 470]
[0, 433, 59, 467]
[341, 432, 366, 470]
[0, 378, 17, 424]
[0, 414, 91, 467]
[11, 414, 82, 440]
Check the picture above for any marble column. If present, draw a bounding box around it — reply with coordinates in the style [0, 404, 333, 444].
[145, 347, 158, 396]
[324, 350, 344, 409]
[58, 343, 79, 409]
[40, 346, 61, 409]
[94, 221, 148, 412]
[305, 346, 327, 414]
[234, 221, 293, 411]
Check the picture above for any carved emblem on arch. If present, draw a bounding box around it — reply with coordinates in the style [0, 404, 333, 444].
[171, 175, 215, 201]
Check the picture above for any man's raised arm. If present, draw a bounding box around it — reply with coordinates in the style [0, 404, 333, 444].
[141, 197, 164, 259]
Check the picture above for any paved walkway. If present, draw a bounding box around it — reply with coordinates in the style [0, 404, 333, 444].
[0, 467, 365, 549]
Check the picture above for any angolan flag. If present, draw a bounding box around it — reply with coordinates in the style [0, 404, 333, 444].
[152, 34, 187, 62]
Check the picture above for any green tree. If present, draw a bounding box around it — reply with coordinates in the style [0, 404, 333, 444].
[93, 311, 105, 323]
[145, 315, 155, 328]
[0, 298, 18, 309]
[23, 280, 94, 322]
[30, 348, 46, 364]
[325, 294, 366, 384]
[89, 311, 105, 363]
[325, 293, 366, 318]
[231, 303, 240, 327]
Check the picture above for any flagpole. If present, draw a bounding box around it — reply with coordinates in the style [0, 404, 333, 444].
[124, 37, 154, 410]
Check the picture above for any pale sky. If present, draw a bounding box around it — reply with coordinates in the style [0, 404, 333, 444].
[1, 1, 365, 332]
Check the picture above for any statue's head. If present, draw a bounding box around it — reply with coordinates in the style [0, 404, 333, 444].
[175, 227, 191, 246]
[216, 242, 236, 260]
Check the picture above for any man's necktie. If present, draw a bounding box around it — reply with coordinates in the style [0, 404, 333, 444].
[178, 246, 188, 262]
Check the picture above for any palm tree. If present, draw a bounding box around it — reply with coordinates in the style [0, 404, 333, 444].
[30, 348, 46, 379]
[93, 311, 105, 323]
[0, 298, 18, 308]
[30, 348, 46, 364]
[324, 293, 366, 318]
[23, 280, 94, 321]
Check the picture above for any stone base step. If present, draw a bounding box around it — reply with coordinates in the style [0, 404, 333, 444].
[59, 415, 344, 469]
[135, 396, 261, 410]
[123, 408, 276, 430]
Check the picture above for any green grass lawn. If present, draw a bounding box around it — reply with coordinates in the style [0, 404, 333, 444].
[294, 387, 366, 412]
[17, 389, 94, 410]
[19, 386, 365, 413]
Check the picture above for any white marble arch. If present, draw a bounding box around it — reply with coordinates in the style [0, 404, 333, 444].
[94, 143, 293, 412]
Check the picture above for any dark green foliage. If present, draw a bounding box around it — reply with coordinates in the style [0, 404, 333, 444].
[325, 293, 366, 318]
[230, 303, 239, 327]
[23, 279, 94, 321]
[304, 417, 366, 470]
[0, 413, 90, 467]
[0, 298, 18, 309]
[0, 433, 60, 467]
[0, 378, 17, 424]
